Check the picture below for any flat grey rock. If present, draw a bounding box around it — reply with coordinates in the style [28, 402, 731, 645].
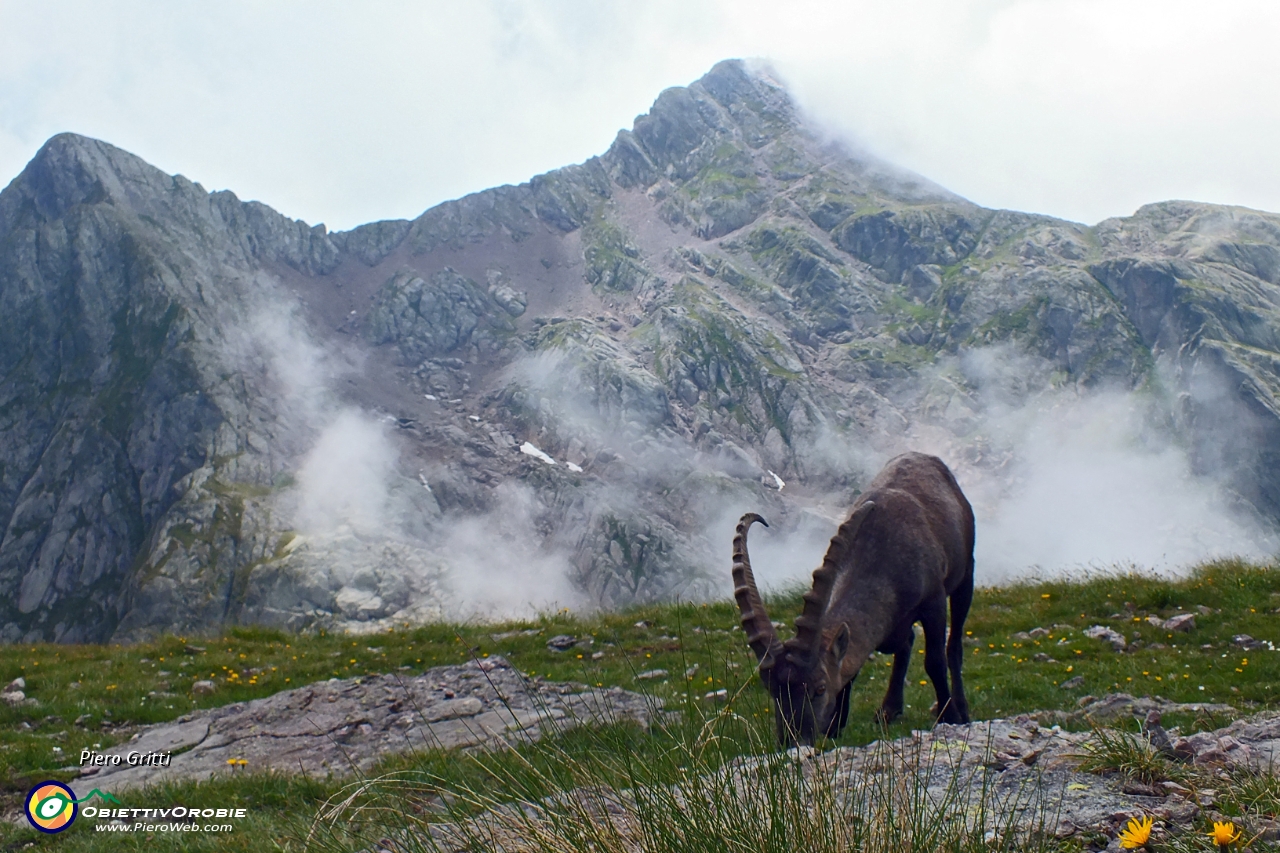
[78, 657, 657, 791]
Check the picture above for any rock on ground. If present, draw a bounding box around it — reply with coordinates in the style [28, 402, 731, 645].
[687, 704, 1279, 843]
[78, 657, 657, 791]
[372, 698, 1280, 852]
[769, 701, 1275, 841]
[806, 716, 1168, 840]
[1043, 691, 1234, 725]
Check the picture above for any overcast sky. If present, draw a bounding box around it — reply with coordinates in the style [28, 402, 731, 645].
[3, 1, 1278, 231]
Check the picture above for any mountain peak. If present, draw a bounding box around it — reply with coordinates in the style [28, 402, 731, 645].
[603, 58, 794, 189]
[7, 132, 171, 221]
[3, 62, 1280, 643]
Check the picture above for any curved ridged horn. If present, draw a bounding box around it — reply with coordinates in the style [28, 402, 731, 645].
[783, 501, 876, 668]
[732, 513, 779, 666]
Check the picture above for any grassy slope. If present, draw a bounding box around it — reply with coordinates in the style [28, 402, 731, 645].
[2, 557, 1279, 850]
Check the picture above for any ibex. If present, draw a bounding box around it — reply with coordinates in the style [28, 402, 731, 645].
[733, 452, 975, 746]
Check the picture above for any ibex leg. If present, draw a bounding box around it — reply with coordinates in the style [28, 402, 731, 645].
[946, 577, 973, 723]
[921, 597, 962, 724]
[875, 620, 914, 724]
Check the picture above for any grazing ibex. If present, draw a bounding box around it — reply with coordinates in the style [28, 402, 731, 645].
[732, 452, 975, 746]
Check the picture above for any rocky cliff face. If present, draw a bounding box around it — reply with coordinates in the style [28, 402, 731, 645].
[2, 60, 1278, 643]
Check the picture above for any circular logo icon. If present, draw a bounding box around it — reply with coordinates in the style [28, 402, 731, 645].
[25, 781, 77, 833]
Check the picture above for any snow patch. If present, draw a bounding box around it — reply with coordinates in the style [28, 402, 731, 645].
[520, 442, 557, 466]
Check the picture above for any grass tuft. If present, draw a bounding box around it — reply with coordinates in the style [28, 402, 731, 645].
[1077, 726, 1189, 787]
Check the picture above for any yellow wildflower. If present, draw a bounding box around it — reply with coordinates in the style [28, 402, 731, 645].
[1118, 815, 1153, 849]
[1210, 821, 1241, 847]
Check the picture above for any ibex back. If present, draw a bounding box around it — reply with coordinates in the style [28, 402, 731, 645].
[732, 452, 975, 746]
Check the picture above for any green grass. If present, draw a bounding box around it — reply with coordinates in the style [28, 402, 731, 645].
[884, 293, 943, 328]
[2, 557, 1280, 850]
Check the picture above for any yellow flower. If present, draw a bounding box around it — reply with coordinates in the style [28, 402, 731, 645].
[1210, 821, 1241, 847]
[1118, 815, 1153, 849]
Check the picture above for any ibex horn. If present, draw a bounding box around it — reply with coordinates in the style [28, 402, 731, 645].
[732, 513, 780, 668]
[784, 501, 876, 668]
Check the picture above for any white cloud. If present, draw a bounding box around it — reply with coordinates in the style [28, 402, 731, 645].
[2, 1, 1278, 229]
[964, 391, 1273, 583]
[295, 409, 397, 535]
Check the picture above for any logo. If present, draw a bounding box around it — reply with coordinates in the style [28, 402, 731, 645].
[25, 782, 119, 834]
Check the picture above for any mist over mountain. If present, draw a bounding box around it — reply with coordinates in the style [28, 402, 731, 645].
[2, 59, 1277, 644]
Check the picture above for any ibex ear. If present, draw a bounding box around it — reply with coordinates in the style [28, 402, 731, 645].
[831, 623, 850, 660]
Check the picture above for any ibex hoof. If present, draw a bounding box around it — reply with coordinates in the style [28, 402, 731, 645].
[933, 702, 966, 725]
[874, 707, 901, 726]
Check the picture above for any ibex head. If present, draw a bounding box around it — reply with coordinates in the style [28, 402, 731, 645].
[731, 505, 874, 746]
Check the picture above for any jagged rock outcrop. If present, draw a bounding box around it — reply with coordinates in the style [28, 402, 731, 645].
[367, 268, 516, 362]
[3, 59, 1280, 641]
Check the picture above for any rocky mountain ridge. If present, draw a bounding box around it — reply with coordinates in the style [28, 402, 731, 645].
[2, 59, 1279, 642]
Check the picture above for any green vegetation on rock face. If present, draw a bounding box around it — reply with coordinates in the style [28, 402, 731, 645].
[972, 296, 1054, 344]
[792, 176, 888, 231]
[653, 279, 811, 445]
[739, 223, 876, 338]
[832, 205, 989, 282]
[674, 246, 790, 314]
[675, 142, 770, 238]
[582, 217, 652, 293]
[763, 141, 817, 182]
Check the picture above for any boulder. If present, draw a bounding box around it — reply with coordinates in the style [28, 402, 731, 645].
[78, 657, 657, 791]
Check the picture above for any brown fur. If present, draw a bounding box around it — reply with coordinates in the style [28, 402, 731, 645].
[732, 452, 975, 745]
